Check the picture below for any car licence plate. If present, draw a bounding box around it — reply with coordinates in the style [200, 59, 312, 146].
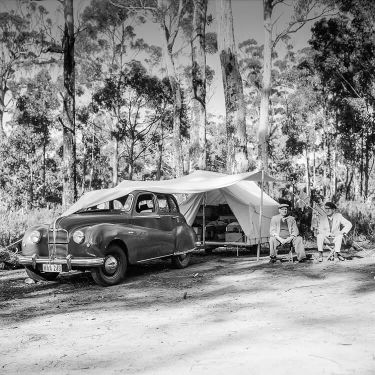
[42, 264, 62, 272]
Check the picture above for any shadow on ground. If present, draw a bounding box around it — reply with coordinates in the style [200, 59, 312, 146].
[0, 247, 374, 326]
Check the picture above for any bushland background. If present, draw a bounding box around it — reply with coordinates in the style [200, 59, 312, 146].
[1, 0, 375, 262]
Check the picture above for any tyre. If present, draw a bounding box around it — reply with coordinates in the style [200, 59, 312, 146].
[91, 244, 127, 286]
[171, 253, 191, 269]
[25, 266, 59, 282]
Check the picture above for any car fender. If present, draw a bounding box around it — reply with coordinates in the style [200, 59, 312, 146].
[175, 223, 196, 253]
[87, 223, 140, 264]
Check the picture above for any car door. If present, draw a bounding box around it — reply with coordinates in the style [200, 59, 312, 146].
[155, 194, 176, 257]
[131, 192, 173, 261]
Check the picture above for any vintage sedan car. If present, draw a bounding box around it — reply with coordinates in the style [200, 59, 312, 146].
[18, 191, 197, 286]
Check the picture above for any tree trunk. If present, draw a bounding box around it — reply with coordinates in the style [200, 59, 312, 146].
[345, 166, 353, 200]
[312, 148, 316, 187]
[42, 139, 46, 205]
[0, 89, 5, 138]
[156, 124, 164, 180]
[89, 132, 95, 190]
[189, 0, 207, 172]
[332, 134, 337, 199]
[112, 138, 119, 187]
[158, 0, 184, 177]
[322, 134, 327, 198]
[258, 0, 273, 171]
[129, 142, 135, 180]
[305, 147, 311, 198]
[81, 139, 87, 195]
[360, 130, 364, 196]
[62, 0, 77, 210]
[217, 0, 248, 174]
[364, 132, 370, 199]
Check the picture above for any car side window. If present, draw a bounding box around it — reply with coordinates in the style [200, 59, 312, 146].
[136, 194, 155, 213]
[122, 195, 133, 212]
[96, 202, 109, 210]
[167, 196, 179, 213]
[113, 199, 123, 210]
[157, 194, 169, 213]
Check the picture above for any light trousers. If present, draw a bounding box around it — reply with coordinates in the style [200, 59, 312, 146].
[317, 234, 343, 253]
[269, 236, 306, 260]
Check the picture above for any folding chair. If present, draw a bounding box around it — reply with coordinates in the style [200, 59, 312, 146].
[325, 239, 336, 261]
[277, 242, 294, 262]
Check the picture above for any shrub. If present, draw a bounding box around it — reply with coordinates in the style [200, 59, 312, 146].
[0, 206, 62, 249]
[338, 200, 375, 241]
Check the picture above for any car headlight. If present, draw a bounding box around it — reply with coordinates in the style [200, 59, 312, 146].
[30, 230, 42, 244]
[72, 230, 85, 244]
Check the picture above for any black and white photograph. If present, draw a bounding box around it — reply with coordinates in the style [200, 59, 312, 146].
[0, 0, 374, 374]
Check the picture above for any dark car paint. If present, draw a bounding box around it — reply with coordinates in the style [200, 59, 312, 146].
[21, 190, 196, 268]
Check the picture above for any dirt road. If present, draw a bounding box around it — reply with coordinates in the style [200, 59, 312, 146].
[1, 249, 375, 375]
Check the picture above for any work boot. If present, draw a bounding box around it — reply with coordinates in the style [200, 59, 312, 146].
[317, 252, 323, 262]
[336, 253, 345, 261]
[269, 256, 277, 264]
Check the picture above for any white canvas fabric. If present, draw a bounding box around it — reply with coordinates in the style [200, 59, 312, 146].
[178, 179, 278, 241]
[62, 170, 278, 241]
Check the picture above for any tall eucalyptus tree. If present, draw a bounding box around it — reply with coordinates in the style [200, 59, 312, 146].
[216, 0, 248, 173]
[189, 0, 207, 171]
[61, 0, 77, 209]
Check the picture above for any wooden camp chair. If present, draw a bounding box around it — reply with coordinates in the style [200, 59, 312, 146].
[324, 238, 335, 261]
[324, 236, 345, 261]
[277, 242, 294, 262]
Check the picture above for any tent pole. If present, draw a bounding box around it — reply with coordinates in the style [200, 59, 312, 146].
[257, 170, 264, 261]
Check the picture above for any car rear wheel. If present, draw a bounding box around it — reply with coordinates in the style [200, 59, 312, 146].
[91, 244, 127, 286]
[171, 253, 191, 269]
[25, 266, 59, 282]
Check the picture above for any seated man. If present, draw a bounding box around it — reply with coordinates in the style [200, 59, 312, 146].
[269, 203, 307, 263]
[316, 202, 352, 262]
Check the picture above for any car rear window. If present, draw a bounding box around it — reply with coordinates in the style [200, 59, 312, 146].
[157, 195, 169, 213]
[168, 196, 179, 213]
[136, 194, 155, 213]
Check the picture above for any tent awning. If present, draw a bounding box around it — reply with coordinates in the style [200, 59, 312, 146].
[62, 170, 277, 216]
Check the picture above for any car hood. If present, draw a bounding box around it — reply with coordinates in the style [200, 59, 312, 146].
[53, 212, 132, 232]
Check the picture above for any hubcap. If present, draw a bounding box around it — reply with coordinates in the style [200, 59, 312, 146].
[104, 255, 118, 275]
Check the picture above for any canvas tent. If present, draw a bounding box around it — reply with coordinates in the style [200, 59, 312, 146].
[62, 170, 279, 248]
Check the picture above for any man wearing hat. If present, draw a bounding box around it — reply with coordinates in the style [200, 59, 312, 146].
[316, 202, 352, 261]
[269, 203, 307, 263]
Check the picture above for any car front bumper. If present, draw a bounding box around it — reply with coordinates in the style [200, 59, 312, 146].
[18, 254, 104, 271]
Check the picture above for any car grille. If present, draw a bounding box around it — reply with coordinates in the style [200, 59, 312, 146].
[48, 228, 69, 257]
[48, 229, 69, 244]
[48, 243, 68, 257]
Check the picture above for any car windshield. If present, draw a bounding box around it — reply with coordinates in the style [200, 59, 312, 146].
[78, 194, 133, 213]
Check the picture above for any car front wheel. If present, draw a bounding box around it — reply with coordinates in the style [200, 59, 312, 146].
[25, 266, 59, 282]
[171, 253, 191, 269]
[91, 244, 127, 286]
